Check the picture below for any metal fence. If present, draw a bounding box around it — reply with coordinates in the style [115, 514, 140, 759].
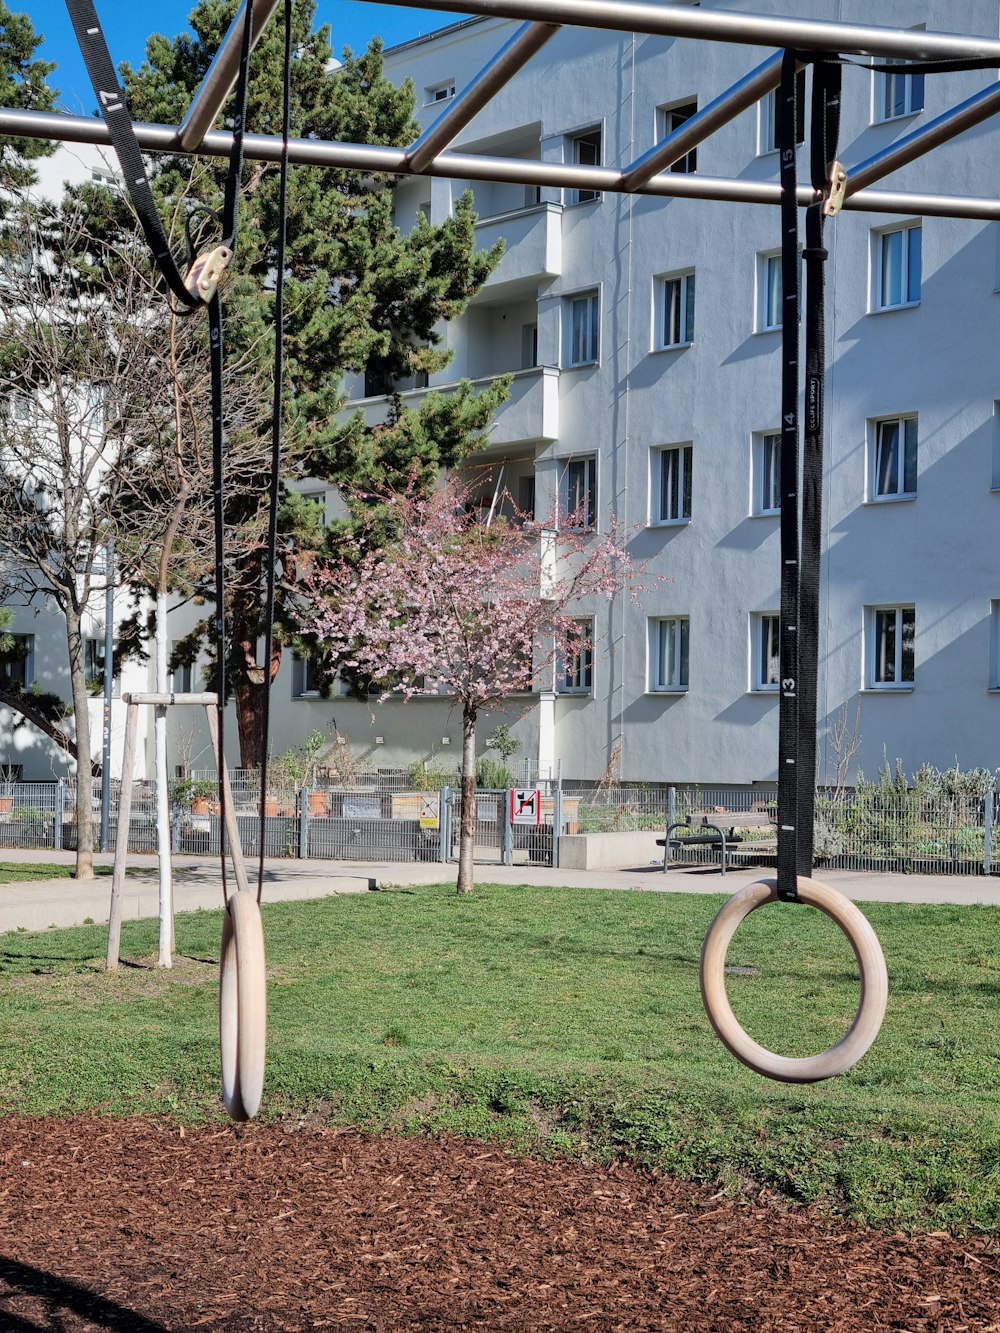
[2, 778, 998, 875]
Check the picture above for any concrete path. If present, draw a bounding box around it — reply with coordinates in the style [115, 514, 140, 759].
[0, 847, 998, 935]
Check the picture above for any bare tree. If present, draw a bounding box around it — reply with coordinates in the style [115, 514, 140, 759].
[0, 196, 265, 878]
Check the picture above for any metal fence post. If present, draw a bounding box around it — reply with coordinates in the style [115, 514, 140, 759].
[552, 782, 563, 869]
[299, 787, 310, 859]
[438, 787, 450, 862]
[667, 786, 676, 836]
[984, 790, 994, 876]
[502, 788, 514, 866]
[55, 778, 65, 851]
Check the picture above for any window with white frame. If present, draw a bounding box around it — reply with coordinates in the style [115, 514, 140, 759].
[169, 645, 194, 694]
[654, 443, 692, 524]
[873, 57, 924, 123]
[0, 632, 33, 687]
[292, 653, 324, 698]
[565, 290, 600, 367]
[425, 80, 456, 104]
[656, 270, 695, 348]
[559, 619, 594, 693]
[561, 455, 597, 528]
[872, 222, 921, 310]
[759, 71, 806, 154]
[866, 605, 915, 688]
[752, 431, 781, 516]
[870, 415, 918, 500]
[657, 101, 698, 173]
[84, 637, 108, 693]
[3, 389, 33, 425]
[757, 251, 799, 331]
[750, 613, 780, 691]
[570, 128, 601, 204]
[649, 616, 690, 692]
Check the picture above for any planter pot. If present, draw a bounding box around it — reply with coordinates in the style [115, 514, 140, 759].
[264, 799, 280, 817]
[308, 792, 328, 817]
[191, 797, 212, 816]
[0, 797, 12, 815]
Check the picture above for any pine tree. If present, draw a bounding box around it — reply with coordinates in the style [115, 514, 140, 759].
[86, 1, 509, 765]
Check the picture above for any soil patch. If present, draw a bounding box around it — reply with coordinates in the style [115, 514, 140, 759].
[0, 1116, 998, 1330]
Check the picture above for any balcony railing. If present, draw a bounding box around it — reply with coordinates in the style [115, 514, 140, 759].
[342, 365, 559, 449]
[473, 202, 562, 299]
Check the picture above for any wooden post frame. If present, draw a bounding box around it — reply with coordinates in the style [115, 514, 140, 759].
[699, 877, 888, 1084]
[106, 691, 249, 970]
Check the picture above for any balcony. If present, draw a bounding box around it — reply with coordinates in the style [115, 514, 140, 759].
[341, 366, 559, 452]
[473, 204, 562, 302]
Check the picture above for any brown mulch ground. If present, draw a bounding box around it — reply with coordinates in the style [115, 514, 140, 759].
[1, 1118, 999, 1331]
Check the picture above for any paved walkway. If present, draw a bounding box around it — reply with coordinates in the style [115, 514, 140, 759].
[0, 846, 998, 934]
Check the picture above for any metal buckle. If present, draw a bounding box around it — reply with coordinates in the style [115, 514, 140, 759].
[822, 160, 847, 217]
[184, 245, 233, 301]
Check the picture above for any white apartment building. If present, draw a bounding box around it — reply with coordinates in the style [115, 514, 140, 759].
[6, 1, 1000, 789]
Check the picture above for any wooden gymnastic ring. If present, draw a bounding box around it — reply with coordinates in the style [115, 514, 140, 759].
[700, 877, 887, 1084]
[219, 890, 267, 1121]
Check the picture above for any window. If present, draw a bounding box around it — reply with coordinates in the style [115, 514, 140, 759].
[658, 101, 698, 173]
[426, 81, 456, 104]
[650, 617, 690, 692]
[753, 431, 781, 515]
[759, 72, 806, 154]
[565, 291, 599, 367]
[654, 444, 692, 524]
[751, 613, 780, 691]
[84, 637, 107, 693]
[991, 601, 1000, 689]
[756, 251, 799, 331]
[866, 606, 915, 688]
[874, 58, 924, 122]
[520, 322, 538, 369]
[292, 653, 324, 698]
[656, 270, 695, 348]
[872, 222, 921, 310]
[560, 619, 594, 693]
[0, 632, 33, 687]
[870, 416, 918, 500]
[85, 384, 105, 433]
[517, 474, 536, 522]
[562, 455, 597, 528]
[571, 129, 601, 204]
[170, 647, 194, 694]
[3, 391, 33, 426]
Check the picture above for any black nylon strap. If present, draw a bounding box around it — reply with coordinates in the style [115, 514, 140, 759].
[797, 61, 841, 879]
[64, 0, 198, 308]
[776, 49, 801, 903]
[776, 52, 842, 902]
[209, 292, 229, 898]
[256, 0, 293, 905]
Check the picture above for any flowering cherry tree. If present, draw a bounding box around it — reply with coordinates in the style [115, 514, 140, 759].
[299, 479, 650, 894]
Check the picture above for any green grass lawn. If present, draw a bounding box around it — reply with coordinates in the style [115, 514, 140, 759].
[1, 882, 999, 1233]
[0, 862, 115, 884]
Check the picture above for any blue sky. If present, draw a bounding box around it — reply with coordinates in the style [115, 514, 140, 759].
[26, 3, 469, 115]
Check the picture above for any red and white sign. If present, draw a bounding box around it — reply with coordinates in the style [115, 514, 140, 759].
[510, 788, 542, 826]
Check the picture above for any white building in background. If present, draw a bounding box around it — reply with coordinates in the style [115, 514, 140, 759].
[7, 0, 1000, 788]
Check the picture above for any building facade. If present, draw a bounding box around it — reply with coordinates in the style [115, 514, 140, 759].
[6, 1, 1000, 789]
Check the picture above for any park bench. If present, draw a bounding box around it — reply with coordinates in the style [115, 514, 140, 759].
[658, 813, 777, 876]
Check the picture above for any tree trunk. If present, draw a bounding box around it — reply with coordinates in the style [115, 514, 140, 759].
[234, 637, 283, 770]
[65, 606, 95, 880]
[457, 703, 477, 896]
[155, 594, 172, 968]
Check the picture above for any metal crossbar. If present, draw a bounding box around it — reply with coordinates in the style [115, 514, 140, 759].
[8, 3, 1000, 221]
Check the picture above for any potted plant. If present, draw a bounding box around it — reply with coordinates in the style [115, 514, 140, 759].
[174, 777, 219, 816]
